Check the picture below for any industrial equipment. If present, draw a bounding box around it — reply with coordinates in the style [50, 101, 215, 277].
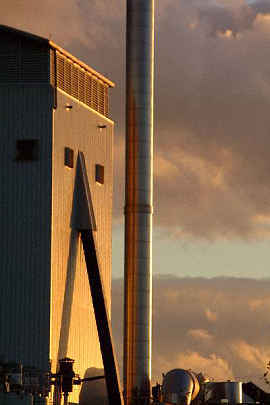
[242, 382, 270, 404]
[152, 369, 200, 405]
[0, 357, 106, 405]
[204, 382, 242, 404]
[162, 369, 200, 405]
[0, 361, 49, 399]
[151, 369, 270, 405]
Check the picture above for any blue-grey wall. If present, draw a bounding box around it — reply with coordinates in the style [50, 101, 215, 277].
[0, 84, 53, 370]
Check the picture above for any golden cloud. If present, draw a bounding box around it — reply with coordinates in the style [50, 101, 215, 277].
[176, 352, 234, 381]
[187, 328, 214, 340]
[230, 340, 270, 371]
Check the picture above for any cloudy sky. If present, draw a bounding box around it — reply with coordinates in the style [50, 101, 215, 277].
[3, 0, 270, 388]
[112, 277, 270, 385]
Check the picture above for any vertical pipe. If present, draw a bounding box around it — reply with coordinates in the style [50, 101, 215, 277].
[124, 1, 155, 405]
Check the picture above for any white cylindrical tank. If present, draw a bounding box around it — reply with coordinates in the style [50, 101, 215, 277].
[162, 369, 200, 405]
[205, 382, 242, 404]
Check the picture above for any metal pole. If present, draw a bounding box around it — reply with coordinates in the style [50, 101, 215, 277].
[124, 1, 155, 404]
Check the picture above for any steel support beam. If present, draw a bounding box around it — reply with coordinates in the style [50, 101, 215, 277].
[81, 229, 124, 405]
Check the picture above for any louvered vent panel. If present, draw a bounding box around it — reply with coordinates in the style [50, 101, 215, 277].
[85, 74, 92, 108]
[0, 52, 19, 82]
[78, 70, 85, 103]
[0, 34, 19, 82]
[71, 65, 78, 99]
[0, 35, 49, 83]
[91, 78, 98, 111]
[50, 49, 56, 86]
[54, 51, 110, 117]
[98, 82, 105, 115]
[56, 54, 65, 91]
[64, 60, 71, 95]
[21, 51, 49, 82]
[21, 40, 49, 82]
[104, 85, 109, 117]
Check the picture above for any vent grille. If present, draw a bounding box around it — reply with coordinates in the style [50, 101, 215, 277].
[92, 78, 98, 111]
[64, 60, 71, 95]
[0, 31, 110, 117]
[0, 53, 19, 82]
[56, 54, 65, 91]
[71, 65, 78, 99]
[52, 51, 109, 117]
[85, 74, 92, 107]
[78, 69, 85, 103]
[21, 40, 49, 82]
[50, 49, 56, 87]
[0, 34, 49, 83]
[98, 82, 105, 116]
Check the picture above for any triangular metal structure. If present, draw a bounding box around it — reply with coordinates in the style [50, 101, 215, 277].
[72, 151, 124, 405]
[71, 151, 96, 231]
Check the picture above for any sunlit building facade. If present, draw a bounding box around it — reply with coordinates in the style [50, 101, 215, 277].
[0, 25, 114, 403]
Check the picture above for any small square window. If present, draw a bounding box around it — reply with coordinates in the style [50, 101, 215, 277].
[64, 147, 74, 168]
[95, 164, 104, 184]
[16, 139, 39, 161]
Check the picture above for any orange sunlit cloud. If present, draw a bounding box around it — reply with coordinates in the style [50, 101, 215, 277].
[113, 277, 270, 384]
[187, 328, 214, 340]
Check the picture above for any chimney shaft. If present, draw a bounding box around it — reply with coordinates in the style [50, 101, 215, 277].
[124, 1, 155, 404]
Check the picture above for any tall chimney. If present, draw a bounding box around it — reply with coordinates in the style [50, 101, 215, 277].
[124, 1, 155, 405]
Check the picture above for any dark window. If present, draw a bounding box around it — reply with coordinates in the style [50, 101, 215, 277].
[16, 139, 39, 161]
[95, 164, 104, 184]
[64, 147, 74, 168]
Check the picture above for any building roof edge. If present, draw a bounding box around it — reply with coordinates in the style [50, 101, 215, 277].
[0, 24, 115, 88]
[49, 41, 115, 88]
[0, 24, 48, 44]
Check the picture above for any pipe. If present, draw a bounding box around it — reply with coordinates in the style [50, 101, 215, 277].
[124, 1, 155, 405]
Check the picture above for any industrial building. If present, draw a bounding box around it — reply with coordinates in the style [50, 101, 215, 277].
[1, 12, 270, 405]
[0, 25, 115, 404]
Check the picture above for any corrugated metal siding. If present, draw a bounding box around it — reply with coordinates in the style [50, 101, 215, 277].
[0, 85, 53, 371]
[51, 90, 113, 403]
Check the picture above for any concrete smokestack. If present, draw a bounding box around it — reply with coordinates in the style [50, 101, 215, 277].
[124, 1, 155, 405]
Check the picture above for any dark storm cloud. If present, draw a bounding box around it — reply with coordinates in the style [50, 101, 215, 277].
[198, 5, 252, 37]
[112, 277, 270, 385]
[3, 0, 270, 239]
[196, 0, 270, 37]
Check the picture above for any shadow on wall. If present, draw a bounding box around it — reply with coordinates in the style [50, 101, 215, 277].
[79, 367, 108, 405]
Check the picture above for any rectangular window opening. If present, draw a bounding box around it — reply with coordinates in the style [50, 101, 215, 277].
[16, 139, 39, 161]
[64, 147, 74, 168]
[95, 164, 104, 184]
